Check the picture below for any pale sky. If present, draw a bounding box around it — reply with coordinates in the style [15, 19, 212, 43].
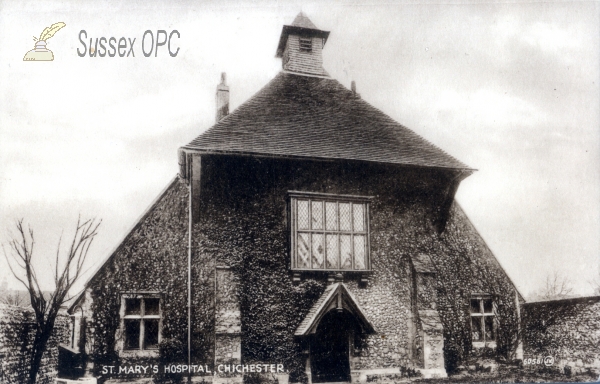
[0, 0, 598, 299]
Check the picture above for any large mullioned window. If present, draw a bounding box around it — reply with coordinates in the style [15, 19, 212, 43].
[289, 192, 371, 271]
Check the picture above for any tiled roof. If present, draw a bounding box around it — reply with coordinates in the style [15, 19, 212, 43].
[295, 284, 337, 336]
[183, 72, 469, 170]
[295, 283, 375, 336]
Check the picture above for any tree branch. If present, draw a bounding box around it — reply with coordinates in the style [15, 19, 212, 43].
[1, 216, 101, 384]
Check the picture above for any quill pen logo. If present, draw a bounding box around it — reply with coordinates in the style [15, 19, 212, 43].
[23, 22, 66, 61]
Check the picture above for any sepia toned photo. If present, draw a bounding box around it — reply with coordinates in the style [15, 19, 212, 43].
[0, 1, 598, 383]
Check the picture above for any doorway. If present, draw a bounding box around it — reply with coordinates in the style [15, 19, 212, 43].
[311, 310, 356, 383]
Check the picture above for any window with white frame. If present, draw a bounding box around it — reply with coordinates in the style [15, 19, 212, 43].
[289, 192, 371, 271]
[470, 296, 496, 345]
[120, 294, 161, 351]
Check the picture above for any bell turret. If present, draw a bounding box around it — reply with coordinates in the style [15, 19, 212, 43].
[275, 12, 330, 77]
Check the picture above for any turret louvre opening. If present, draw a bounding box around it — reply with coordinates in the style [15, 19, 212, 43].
[299, 37, 312, 52]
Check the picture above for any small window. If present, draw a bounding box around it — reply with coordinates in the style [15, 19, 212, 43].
[299, 38, 312, 52]
[120, 295, 161, 351]
[290, 192, 371, 271]
[470, 296, 496, 346]
[70, 315, 87, 353]
[70, 316, 80, 350]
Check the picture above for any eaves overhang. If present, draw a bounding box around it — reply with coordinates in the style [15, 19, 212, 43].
[177, 146, 476, 183]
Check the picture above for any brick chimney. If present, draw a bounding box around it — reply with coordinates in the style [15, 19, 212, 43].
[216, 72, 229, 122]
[275, 12, 330, 77]
[351, 80, 360, 98]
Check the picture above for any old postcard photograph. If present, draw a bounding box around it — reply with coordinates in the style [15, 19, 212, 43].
[0, 1, 598, 383]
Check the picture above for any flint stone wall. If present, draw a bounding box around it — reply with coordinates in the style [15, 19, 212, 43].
[522, 296, 600, 374]
[80, 178, 216, 381]
[215, 267, 242, 369]
[0, 304, 69, 384]
[196, 155, 520, 380]
[74, 155, 521, 382]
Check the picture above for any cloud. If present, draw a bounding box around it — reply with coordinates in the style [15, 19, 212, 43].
[434, 88, 544, 128]
[0, 0, 598, 297]
[522, 22, 583, 53]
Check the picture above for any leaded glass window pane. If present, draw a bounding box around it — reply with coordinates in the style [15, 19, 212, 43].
[325, 202, 337, 230]
[298, 233, 310, 268]
[483, 299, 493, 313]
[125, 298, 141, 316]
[144, 319, 159, 349]
[354, 235, 366, 269]
[326, 234, 339, 269]
[145, 298, 160, 315]
[471, 317, 483, 341]
[312, 233, 324, 269]
[470, 299, 481, 314]
[484, 316, 495, 340]
[125, 320, 140, 349]
[311, 201, 323, 230]
[353, 204, 365, 231]
[340, 235, 352, 269]
[339, 203, 351, 231]
[297, 200, 309, 229]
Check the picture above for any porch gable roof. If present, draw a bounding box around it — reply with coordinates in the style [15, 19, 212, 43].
[295, 283, 376, 336]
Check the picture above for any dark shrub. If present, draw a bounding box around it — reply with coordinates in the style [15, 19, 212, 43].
[444, 342, 462, 373]
[155, 338, 186, 384]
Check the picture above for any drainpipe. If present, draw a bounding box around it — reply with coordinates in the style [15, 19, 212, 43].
[214, 255, 217, 371]
[185, 153, 199, 380]
[187, 153, 193, 382]
[187, 153, 202, 382]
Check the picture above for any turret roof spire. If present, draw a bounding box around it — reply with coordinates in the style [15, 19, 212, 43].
[291, 12, 318, 29]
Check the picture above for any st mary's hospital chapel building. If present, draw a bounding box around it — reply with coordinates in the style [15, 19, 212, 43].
[68, 12, 523, 383]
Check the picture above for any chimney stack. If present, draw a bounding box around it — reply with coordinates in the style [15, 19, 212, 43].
[351, 80, 360, 99]
[216, 72, 229, 122]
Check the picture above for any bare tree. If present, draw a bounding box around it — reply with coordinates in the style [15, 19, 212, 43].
[535, 270, 574, 301]
[0, 290, 26, 307]
[2, 217, 100, 384]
